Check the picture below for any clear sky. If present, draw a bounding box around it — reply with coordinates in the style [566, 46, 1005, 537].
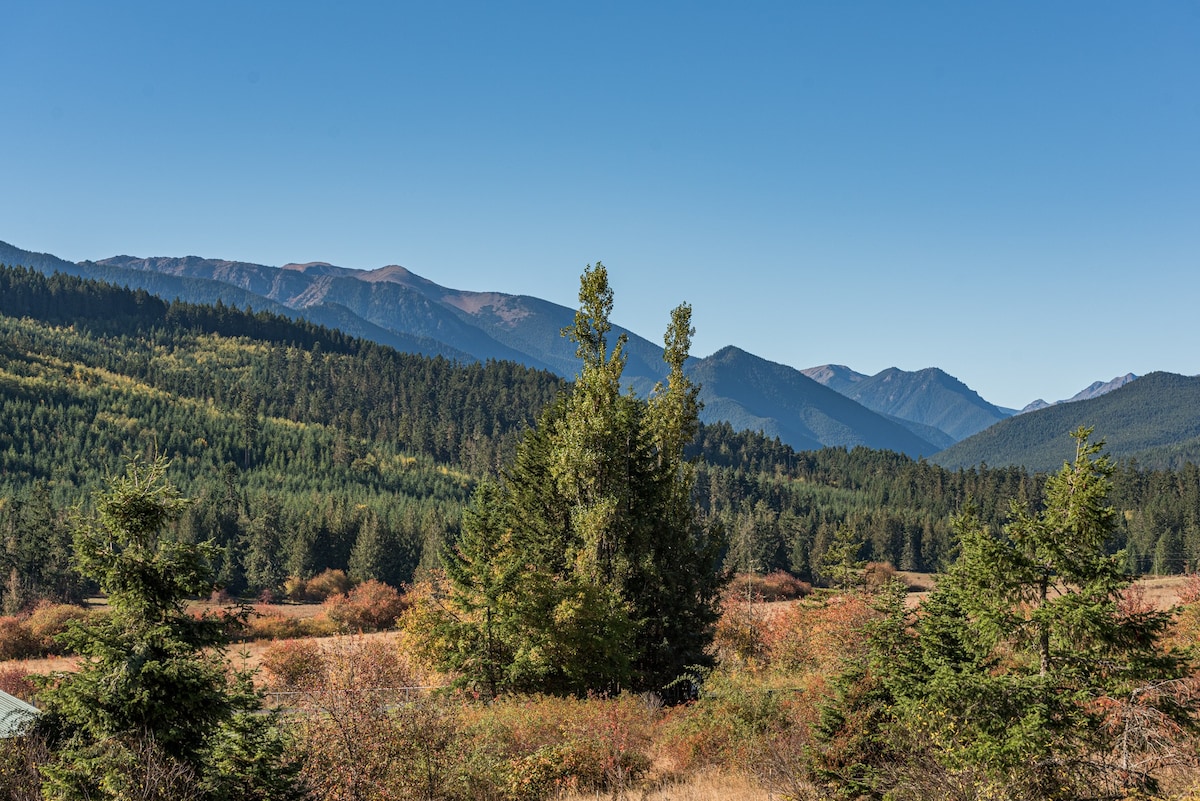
[4, 2, 1197, 410]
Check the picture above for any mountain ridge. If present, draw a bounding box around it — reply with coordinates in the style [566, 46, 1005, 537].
[932, 371, 1200, 471]
[1, 238, 1162, 460]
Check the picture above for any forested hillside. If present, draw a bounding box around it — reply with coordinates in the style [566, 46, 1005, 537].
[934, 371, 1200, 471]
[2, 263, 1199, 617]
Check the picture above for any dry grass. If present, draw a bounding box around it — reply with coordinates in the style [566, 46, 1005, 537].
[1137, 574, 1192, 609]
[557, 769, 774, 801]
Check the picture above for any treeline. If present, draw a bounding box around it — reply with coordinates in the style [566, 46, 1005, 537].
[692, 421, 1200, 578]
[2, 263, 1199, 614]
[0, 264, 565, 610]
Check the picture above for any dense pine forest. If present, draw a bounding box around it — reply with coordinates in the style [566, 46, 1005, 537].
[2, 263, 1199, 616]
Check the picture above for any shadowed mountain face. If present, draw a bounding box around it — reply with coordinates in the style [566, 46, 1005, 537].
[931, 372, 1200, 471]
[803, 364, 1011, 442]
[693, 347, 941, 457]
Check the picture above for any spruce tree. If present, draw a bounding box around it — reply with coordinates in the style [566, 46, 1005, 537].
[428, 263, 723, 696]
[36, 458, 302, 800]
[814, 429, 1198, 798]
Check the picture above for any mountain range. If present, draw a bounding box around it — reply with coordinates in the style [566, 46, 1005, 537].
[1019, 373, 1139, 414]
[4, 239, 1186, 467]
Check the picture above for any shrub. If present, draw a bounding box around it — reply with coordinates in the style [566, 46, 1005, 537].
[465, 693, 655, 798]
[292, 636, 444, 799]
[0, 617, 39, 660]
[712, 598, 766, 666]
[283, 570, 354, 603]
[244, 612, 306, 641]
[324, 580, 407, 632]
[24, 602, 90, 655]
[0, 729, 50, 800]
[760, 593, 875, 674]
[304, 569, 353, 602]
[863, 561, 896, 590]
[723, 571, 812, 605]
[656, 671, 794, 774]
[259, 639, 327, 690]
[757, 570, 813, 601]
[1179, 573, 1200, 605]
[0, 665, 37, 702]
[282, 576, 309, 603]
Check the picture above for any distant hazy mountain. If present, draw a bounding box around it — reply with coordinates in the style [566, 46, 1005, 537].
[803, 364, 1010, 442]
[800, 364, 868, 394]
[932, 372, 1200, 471]
[693, 347, 941, 457]
[1019, 373, 1139, 413]
[90, 254, 553, 371]
[0, 242, 472, 362]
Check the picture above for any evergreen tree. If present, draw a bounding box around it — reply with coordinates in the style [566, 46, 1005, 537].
[35, 458, 303, 800]
[814, 429, 1199, 798]
[437, 481, 522, 698]
[425, 264, 723, 695]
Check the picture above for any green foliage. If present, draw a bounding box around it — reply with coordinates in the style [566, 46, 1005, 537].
[934, 372, 1200, 471]
[34, 458, 303, 801]
[4, 261, 1200, 620]
[424, 264, 724, 696]
[813, 429, 1199, 798]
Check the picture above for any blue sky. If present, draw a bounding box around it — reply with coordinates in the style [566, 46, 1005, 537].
[4, 2, 1197, 410]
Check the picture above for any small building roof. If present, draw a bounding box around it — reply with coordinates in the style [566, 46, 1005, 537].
[0, 689, 40, 738]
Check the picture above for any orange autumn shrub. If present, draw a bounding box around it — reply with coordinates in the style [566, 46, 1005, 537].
[244, 611, 307, 641]
[760, 592, 875, 674]
[712, 597, 766, 666]
[463, 693, 655, 798]
[655, 670, 807, 775]
[259, 638, 328, 690]
[324, 579, 407, 632]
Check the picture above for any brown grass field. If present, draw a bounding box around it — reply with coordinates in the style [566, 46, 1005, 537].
[6, 573, 1193, 678]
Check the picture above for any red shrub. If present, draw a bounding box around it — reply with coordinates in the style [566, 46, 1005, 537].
[1179, 573, 1200, 606]
[758, 570, 812, 601]
[0, 665, 37, 701]
[259, 638, 328, 690]
[723, 571, 811, 604]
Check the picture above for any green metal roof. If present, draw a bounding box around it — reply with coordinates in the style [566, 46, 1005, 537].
[0, 690, 40, 738]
